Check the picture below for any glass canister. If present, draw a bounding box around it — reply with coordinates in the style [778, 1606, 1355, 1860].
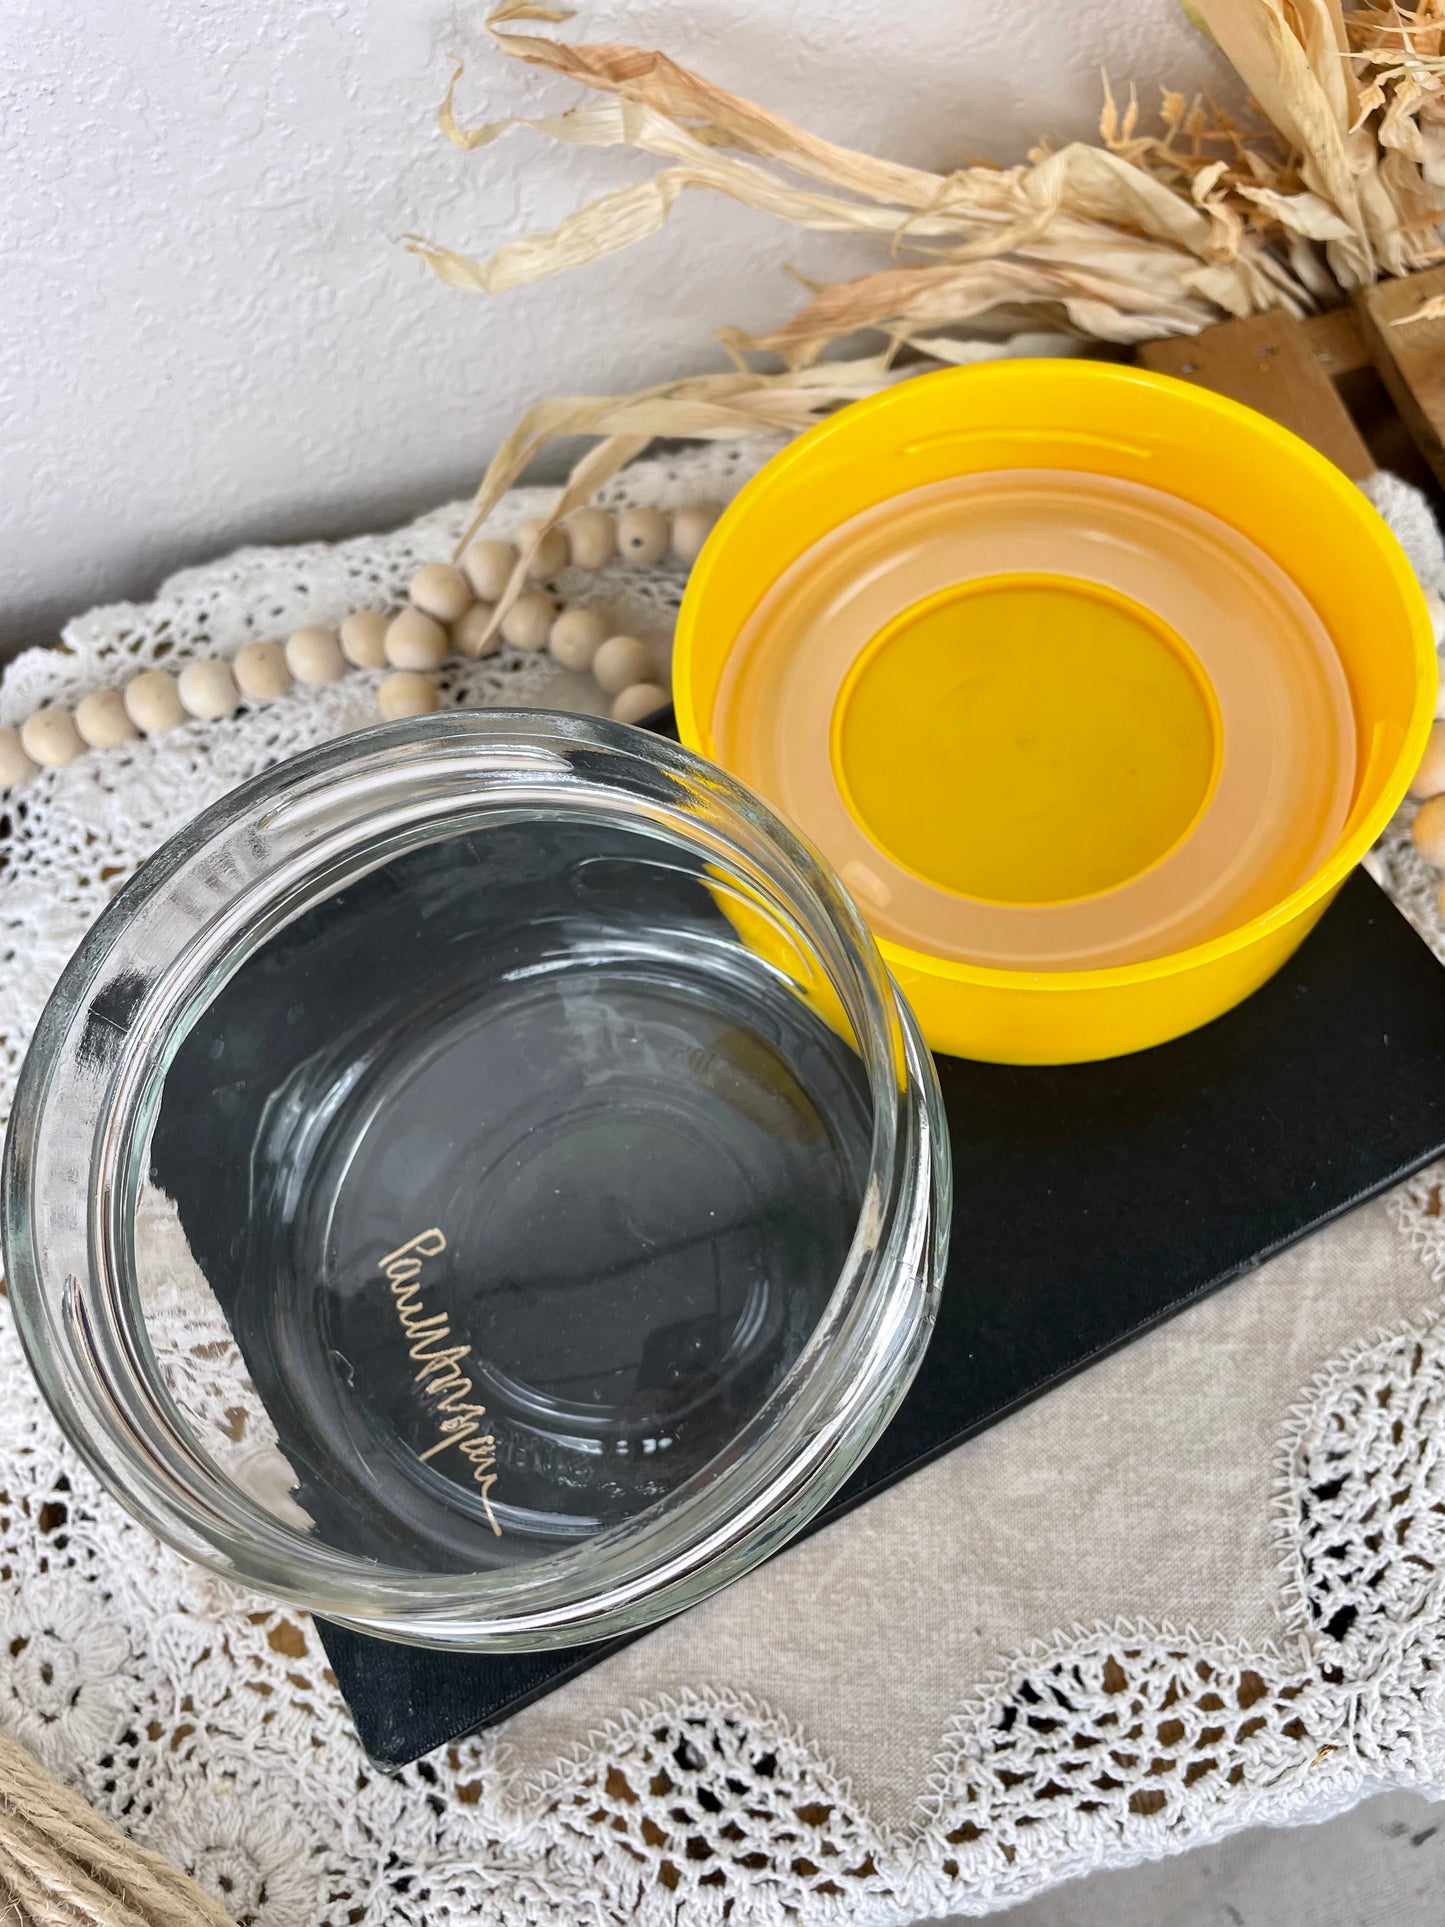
[2, 713, 949, 1649]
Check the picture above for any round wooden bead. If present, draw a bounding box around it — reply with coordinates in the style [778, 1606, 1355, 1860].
[22, 707, 85, 767]
[0, 725, 37, 789]
[548, 606, 609, 672]
[500, 592, 556, 652]
[377, 671, 441, 720]
[462, 539, 517, 602]
[452, 603, 500, 660]
[177, 658, 239, 722]
[616, 507, 670, 566]
[385, 608, 449, 671]
[610, 681, 671, 725]
[1412, 720, 1445, 800]
[671, 504, 718, 563]
[23, 708, 86, 769]
[338, 610, 389, 670]
[565, 507, 616, 571]
[409, 562, 473, 624]
[124, 670, 185, 735]
[1413, 793, 1445, 868]
[593, 635, 655, 695]
[74, 687, 138, 748]
[517, 517, 570, 578]
[285, 625, 344, 686]
[234, 640, 293, 700]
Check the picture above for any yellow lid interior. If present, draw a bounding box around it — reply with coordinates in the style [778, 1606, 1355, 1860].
[831, 571, 1221, 907]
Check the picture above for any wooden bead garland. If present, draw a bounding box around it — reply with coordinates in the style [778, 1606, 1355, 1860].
[462, 539, 516, 602]
[565, 507, 616, 570]
[593, 635, 655, 696]
[517, 518, 569, 578]
[339, 611, 389, 670]
[21, 708, 85, 769]
[177, 659, 239, 722]
[611, 681, 671, 725]
[233, 641, 293, 700]
[0, 726, 36, 789]
[1411, 719, 1445, 800]
[500, 592, 556, 652]
[74, 688, 136, 749]
[0, 499, 723, 790]
[452, 603, 500, 659]
[124, 670, 185, 735]
[670, 504, 718, 563]
[285, 625, 344, 686]
[548, 606, 608, 672]
[1404, 712, 1445, 921]
[616, 507, 670, 565]
[409, 563, 473, 624]
[378, 670, 441, 720]
[1413, 792, 1445, 867]
[385, 609, 449, 671]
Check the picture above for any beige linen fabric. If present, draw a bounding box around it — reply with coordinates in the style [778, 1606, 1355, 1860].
[498, 1196, 1436, 1830]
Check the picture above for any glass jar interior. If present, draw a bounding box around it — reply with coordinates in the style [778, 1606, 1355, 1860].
[141, 812, 875, 1575]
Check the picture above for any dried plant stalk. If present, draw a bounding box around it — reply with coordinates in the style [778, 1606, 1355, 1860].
[408, 4, 1305, 355]
[1393, 289, 1445, 324]
[1192, 0, 1445, 281]
[456, 355, 910, 645]
[407, 2, 1445, 587]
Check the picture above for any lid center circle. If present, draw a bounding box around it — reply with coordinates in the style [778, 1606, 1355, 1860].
[831, 572, 1221, 905]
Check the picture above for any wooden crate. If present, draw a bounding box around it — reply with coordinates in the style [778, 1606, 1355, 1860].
[1137, 266, 1445, 498]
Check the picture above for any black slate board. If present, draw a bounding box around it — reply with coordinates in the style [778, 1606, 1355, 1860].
[312, 864, 1445, 1767]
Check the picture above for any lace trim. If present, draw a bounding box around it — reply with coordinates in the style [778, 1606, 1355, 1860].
[475, 1265, 1445, 1922]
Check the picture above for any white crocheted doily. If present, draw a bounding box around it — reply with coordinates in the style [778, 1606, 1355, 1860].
[4, 444, 1445, 1926]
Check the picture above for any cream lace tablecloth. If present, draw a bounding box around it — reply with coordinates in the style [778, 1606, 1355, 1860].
[5, 446, 1445, 1927]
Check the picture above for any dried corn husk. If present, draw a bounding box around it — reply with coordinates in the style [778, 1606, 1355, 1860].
[409, 5, 1305, 355]
[1394, 289, 1445, 324]
[453, 355, 911, 645]
[408, 2, 1445, 595]
[1192, 0, 1445, 280]
[407, 3, 1307, 596]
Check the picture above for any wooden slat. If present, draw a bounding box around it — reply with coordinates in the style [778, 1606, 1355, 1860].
[1301, 306, 1370, 377]
[1354, 265, 1445, 489]
[1137, 309, 1375, 479]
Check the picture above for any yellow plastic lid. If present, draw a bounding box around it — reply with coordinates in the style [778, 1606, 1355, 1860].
[674, 362, 1435, 1062]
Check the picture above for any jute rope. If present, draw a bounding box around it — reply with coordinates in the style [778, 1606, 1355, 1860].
[0, 1731, 234, 1927]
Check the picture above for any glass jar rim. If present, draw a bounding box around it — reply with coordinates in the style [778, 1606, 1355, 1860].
[3, 712, 950, 1648]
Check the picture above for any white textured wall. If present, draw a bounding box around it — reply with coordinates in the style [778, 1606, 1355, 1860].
[0, 0, 1237, 651]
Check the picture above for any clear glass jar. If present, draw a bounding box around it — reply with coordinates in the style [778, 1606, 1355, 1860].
[3, 714, 949, 1649]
